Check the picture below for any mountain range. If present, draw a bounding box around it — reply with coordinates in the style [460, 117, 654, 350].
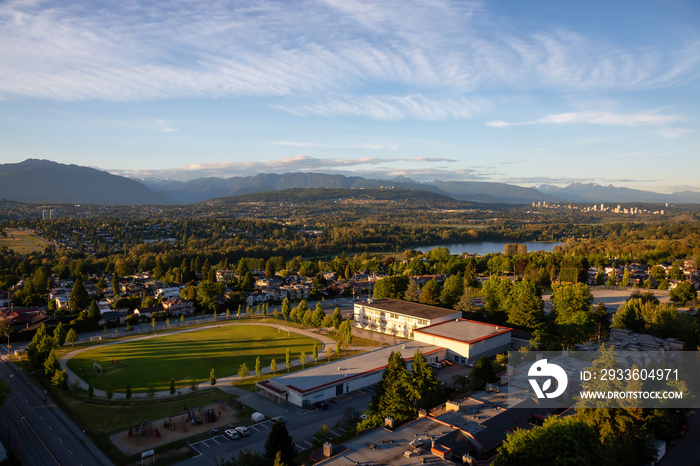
[2, 159, 700, 206]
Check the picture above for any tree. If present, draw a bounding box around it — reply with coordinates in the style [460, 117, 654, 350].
[264, 420, 296, 466]
[331, 307, 342, 330]
[272, 451, 286, 466]
[281, 298, 290, 321]
[51, 369, 67, 389]
[670, 281, 697, 303]
[126, 383, 132, 400]
[373, 276, 409, 299]
[299, 351, 307, 369]
[454, 287, 475, 313]
[69, 279, 89, 313]
[190, 377, 199, 392]
[66, 328, 78, 348]
[404, 279, 420, 302]
[238, 362, 249, 379]
[312, 424, 333, 447]
[590, 302, 610, 341]
[170, 378, 176, 395]
[607, 269, 618, 286]
[621, 267, 631, 287]
[469, 356, 497, 390]
[504, 280, 544, 328]
[43, 350, 59, 377]
[285, 348, 291, 372]
[255, 357, 262, 380]
[419, 279, 441, 305]
[53, 322, 67, 347]
[312, 303, 325, 328]
[494, 416, 604, 466]
[210, 368, 216, 386]
[594, 268, 605, 286]
[312, 343, 319, 365]
[552, 283, 593, 324]
[270, 359, 277, 376]
[410, 350, 442, 410]
[88, 380, 95, 398]
[87, 300, 100, 321]
[367, 351, 416, 425]
[440, 274, 464, 307]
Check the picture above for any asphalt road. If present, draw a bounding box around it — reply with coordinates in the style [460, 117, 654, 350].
[0, 354, 112, 466]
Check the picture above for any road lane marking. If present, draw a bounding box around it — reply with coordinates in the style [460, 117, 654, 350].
[58, 437, 63, 443]
[69, 450, 74, 456]
[331, 430, 340, 436]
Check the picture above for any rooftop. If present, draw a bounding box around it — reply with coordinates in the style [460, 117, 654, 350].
[315, 418, 454, 466]
[260, 340, 443, 394]
[414, 319, 512, 344]
[355, 298, 461, 320]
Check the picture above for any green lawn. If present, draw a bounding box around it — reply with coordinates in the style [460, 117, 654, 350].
[67, 325, 320, 392]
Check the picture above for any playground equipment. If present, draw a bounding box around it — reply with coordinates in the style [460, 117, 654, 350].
[128, 419, 161, 438]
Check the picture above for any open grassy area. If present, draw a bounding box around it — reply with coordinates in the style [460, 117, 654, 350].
[67, 325, 320, 392]
[0, 228, 52, 254]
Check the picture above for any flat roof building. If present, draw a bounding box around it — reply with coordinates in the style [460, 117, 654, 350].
[413, 319, 513, 365]
[257, 340, 446, 408]
[354, 298, 462, 339]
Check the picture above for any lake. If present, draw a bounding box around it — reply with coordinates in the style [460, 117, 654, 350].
[417, 241, 560, 256]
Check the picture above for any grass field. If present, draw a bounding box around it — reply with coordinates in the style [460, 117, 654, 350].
[0, 228, 52, 254]
[67, 325, 320, 392]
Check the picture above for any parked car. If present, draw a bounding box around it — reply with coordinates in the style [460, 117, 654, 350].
[235, 426, 250, 436]
[313, 401, 329, 410]
[429, 362, 442, 370]
[225, 429, 240, 440]
[272, 416, 286, 424]
[440, 359, 453, 367]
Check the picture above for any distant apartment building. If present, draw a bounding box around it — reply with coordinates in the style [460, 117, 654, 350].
[353, 298, 461, 339]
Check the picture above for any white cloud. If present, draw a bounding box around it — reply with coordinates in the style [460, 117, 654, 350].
[271, 141, 398, 150]
[656, 128, 692, 139]
[0, 0, 697, 121]
[487, 110, 684, 127]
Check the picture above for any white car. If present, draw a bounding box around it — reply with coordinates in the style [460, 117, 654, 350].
[225, 429, 239, 440]
[429, 362, 442, 370]
[235, 426, 250, 436]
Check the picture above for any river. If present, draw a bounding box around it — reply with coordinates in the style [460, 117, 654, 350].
[417, 241, 560, 256]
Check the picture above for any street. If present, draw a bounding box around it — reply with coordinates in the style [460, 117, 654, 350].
[0, 354, 112, 465]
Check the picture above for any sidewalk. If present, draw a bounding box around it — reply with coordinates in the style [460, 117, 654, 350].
[59, 322, 338, 401]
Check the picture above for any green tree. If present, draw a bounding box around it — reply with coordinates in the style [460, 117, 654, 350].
[312, 424, 333, 447]
[43, 350, 59, 377]
[505, 280, 544, 328]
[468, 356, 496, 390]
[621, 267, 631, 287]
[607, 269, 618, 286]
[264, 419, 296, 466]
[69, 279, 89, 313]
[440, 274, 464, 307]
[255, 356, 262, 380]
[299, 351, 307, 369]
[270, 359, 277, 376]
[373, 276, 409, 299]
[238, 362, 249, 379]
[281, 298, 291, 321]
[410, 350, 441, 410]
[331, 307, 342, 330]
[87, 300, 100, 321]
[494, 416, 604, 466]
[285, 348, 291, 373]
[419, 279, 441, 305]
[312, 343, 319, 365]
[552, 283, 593, 324]
[53, 322, 67, 347]
[454, 287, 475, 313]
[66, 328, 78, 348]
[403, 279, 420, 302]
[594, 268, 605, 286]
[210, 368, 216, 386]
[51, 369, 67, 389]
[367, 351, 416, 425]
[312, 303, 325, 328]
[670, 281, 697, 303]
[170, 378, 176, 395]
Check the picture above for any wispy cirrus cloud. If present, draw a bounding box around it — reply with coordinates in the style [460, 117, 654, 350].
[1, 0, 698, 121]
[487, 110, 685, 128]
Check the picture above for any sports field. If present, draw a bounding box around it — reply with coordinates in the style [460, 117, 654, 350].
[0, 228, 52, 254]
[66, 325, 320, 392]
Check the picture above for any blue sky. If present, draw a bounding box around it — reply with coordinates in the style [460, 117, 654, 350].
[1, 0, 698, 192]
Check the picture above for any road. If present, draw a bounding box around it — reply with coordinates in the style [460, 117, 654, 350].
[0, 354, 112, 465]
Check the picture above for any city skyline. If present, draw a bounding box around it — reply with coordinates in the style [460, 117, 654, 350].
[1, 0, 699, 193]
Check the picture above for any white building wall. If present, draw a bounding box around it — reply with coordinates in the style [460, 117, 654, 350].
[413, 331, 511, 364]
[353, 303, 460, 338]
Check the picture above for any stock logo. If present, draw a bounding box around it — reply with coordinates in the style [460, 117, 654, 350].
[528, 359, 568, 399]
